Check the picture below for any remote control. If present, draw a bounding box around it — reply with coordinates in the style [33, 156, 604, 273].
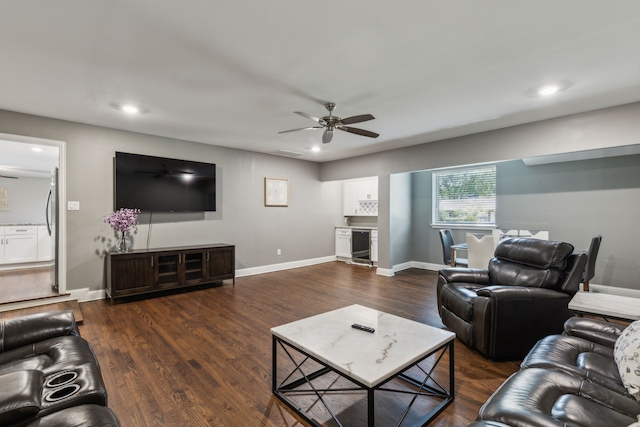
[351, 323, 375, 333]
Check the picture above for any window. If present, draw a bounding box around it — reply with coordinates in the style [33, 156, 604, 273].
[433, 165, 496, 226]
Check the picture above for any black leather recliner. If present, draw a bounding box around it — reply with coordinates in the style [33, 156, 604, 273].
[0, 311, 120, 426]
[471, 317, 640, 427]
[437, 238, 587, 359]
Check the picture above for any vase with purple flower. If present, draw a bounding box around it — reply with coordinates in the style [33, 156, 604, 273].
[104, 208, 140, 253]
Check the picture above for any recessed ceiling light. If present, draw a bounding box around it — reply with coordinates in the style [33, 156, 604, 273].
[311, 146, 321, 152]
[527, 81, 571, 98]
[537, 85, 560, 96]
[121, 104, 140, 114]
[31, 147, 43, 152]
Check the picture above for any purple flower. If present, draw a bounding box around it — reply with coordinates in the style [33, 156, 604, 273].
[104, 208, 140, 233]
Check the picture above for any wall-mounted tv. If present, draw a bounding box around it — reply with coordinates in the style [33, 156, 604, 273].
[114, 152, 216, 212]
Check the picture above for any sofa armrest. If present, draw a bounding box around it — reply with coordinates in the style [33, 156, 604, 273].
[476, 285, 571, 300]
[563, 317, 624, 348]
[0, 370, 43, 425]
[474, 286, 573, 359]
[0, 311, 79, 353]
[438, 268, 491, 285]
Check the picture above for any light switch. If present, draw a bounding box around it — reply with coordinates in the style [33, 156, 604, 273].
[68, 201, 80, 210]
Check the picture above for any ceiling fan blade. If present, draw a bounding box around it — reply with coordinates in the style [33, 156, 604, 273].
[339, 114, 375, 125]
[279, 126, 323, 134]
[337, 126, 379, 138]
[322, 129, 334, 144]
[0, 174, 18, 179]
[294, 111, 326, 125]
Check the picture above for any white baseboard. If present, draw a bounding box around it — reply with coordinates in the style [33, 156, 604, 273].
[236, 256, 336, 277]
[389, 261, 446, 273]
[0, 261, 53, 272]
[377, 261, 446, 277]
[588, 283, 640, 298]
[71, 288, 105, 303]
[375, 267, 394, 277]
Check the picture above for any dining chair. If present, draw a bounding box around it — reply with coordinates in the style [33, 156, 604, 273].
[439, 229, 468, 267]
[492, 228, 519, 247]
[519, 230, 549, 240]
[466, 234, 495, 269]
[582, 235, 602, 292]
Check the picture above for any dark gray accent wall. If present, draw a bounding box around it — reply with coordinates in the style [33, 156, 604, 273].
[409, 155, 640, 290]
[496, 156, 640, 289]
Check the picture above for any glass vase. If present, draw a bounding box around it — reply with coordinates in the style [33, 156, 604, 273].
[116, 232, 132, 253]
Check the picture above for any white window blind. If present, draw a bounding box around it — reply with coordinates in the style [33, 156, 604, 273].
[433, 165, 496, 226]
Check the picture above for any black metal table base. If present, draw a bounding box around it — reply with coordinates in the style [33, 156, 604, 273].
[272, 336, 454, 427]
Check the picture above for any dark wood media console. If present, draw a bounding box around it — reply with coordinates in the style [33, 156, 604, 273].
[106, 244, 235, 304]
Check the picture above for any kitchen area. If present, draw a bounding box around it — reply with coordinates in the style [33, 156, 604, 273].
[0, 138, 60, 304]
[335, 177, 379, 266]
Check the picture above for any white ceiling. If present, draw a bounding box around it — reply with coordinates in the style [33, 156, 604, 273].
[1, 1, 640, 164]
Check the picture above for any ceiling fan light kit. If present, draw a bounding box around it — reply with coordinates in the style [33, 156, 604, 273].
[279, 102, 379, 143]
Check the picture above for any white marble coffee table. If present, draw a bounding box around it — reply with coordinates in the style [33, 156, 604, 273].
[271, 304, 455, 426]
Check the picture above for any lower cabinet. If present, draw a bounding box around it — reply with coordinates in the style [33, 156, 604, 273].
[205, 246, 235, 281]
[2, 226, 38, 264]
[106, 244, 235, 304]
[0, 225, 52, 265]
[371, 229, 379, 263]
[335, 228, 352, 258]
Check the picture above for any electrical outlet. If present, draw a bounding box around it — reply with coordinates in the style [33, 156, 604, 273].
[67, 201, 80, 210]
[277, 249, 281, 256]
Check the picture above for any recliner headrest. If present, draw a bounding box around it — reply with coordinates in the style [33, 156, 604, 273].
[494, 238, 574, 270]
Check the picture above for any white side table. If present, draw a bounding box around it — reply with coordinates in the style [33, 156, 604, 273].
[569, 291, 640, 321]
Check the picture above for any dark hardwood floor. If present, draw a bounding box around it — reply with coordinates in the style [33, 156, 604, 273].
[79, 262, 521, 426]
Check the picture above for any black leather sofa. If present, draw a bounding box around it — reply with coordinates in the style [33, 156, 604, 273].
[0, 310, 120, 426]
[437, 238, 587, 359]
[470, 317, 640, 427]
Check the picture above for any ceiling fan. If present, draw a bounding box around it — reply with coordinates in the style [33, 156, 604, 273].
[279, 102, 379, 144]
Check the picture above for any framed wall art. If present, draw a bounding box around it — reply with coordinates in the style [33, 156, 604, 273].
[264, 177, 289, 207]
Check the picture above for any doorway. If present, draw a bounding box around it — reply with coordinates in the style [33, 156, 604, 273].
[0, 134, 65, 305]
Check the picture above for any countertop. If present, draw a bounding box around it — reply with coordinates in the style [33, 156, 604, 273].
[335, 225, 378, 230]
[0, 223, 46, 226]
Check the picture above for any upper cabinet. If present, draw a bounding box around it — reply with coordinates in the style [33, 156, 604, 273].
[343, 177, 378, 216]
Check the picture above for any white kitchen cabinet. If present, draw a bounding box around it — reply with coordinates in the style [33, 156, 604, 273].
[357, 179, 375, 201]
[371, 229, 379, 263]
[343, 178, 378, 216]
[335, 228, 352, 258]
[342, 182, 359, 216]
[38, 225, 53, 261]
[2, 226, 38, 264]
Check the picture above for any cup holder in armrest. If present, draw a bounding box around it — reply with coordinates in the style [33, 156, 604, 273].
[45, 371, 78, 388]
[44, 384, 81, 402]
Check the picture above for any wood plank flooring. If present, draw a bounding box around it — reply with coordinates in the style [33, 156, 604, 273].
[78, 262, 521, 426]
[0, 299, 83, 323]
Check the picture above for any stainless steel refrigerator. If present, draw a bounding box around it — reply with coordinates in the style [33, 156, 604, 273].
[46, 167, 59, 292]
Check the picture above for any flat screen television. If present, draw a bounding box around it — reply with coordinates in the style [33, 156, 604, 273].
[114, 152, 216, 212]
